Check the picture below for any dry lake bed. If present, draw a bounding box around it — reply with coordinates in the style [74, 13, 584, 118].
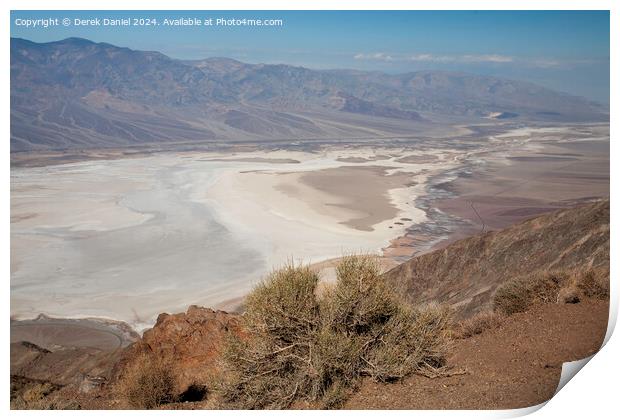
[10, 124, 609, 331]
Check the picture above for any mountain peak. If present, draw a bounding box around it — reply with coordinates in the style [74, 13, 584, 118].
[55, 37, 97, 46]
[10, 37, 609, 152]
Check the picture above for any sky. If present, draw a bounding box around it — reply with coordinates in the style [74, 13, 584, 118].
[10, 10, 610, 103]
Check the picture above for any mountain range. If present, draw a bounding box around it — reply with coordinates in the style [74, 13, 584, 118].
[11, 37, 609, 152]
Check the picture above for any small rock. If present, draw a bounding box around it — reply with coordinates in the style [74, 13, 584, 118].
[79, 375, 106, 394]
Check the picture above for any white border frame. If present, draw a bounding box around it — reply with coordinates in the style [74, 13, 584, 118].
[3, 2, 616, 420]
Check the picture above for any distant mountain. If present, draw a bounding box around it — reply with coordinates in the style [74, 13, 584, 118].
[11, 37, 608, 152]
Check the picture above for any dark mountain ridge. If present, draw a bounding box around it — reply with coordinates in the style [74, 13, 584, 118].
[11, 37, 608, 151]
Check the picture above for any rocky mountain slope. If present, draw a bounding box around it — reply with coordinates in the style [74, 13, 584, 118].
[384, 199, 609, 318]
[11, 37, 608, 151]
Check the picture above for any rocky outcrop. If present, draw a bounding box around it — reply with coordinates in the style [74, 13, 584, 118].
[10, 306, 242, 408]
[120, 306, 242, 392]
[385, 199, 609, 318]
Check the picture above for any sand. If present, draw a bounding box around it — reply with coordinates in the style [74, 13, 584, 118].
[297, 166, 413, 231]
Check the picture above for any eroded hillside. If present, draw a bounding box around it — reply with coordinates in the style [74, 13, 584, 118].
[384, 199, 609, 318]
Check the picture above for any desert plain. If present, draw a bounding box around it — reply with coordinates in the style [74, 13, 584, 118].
[10, 123, 609, 337]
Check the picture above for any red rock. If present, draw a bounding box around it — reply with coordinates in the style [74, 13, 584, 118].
[121, 306, 242, 391]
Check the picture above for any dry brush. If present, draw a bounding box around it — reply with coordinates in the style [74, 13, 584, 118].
[220, 255, 451, 409]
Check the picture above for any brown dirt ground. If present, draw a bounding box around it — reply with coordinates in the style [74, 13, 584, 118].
[12, 298, 609, 410]
[344, 298, 609, 409]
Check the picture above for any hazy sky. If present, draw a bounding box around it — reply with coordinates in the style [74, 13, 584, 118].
[11, 10, 610, 103]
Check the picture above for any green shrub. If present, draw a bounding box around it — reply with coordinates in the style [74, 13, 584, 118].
[221, 255, 451, 409]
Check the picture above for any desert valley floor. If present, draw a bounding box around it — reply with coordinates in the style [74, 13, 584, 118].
[10, 123, 610, 332]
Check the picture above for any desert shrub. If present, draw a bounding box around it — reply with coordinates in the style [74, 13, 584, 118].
[243, 262, 320, 340]
[10, 376, 62, 410]
[319, 379, 350, 409]
[557, 285, 581, 304]
[525, 271, 569, 303]
[117, 353, 176, 409]
[221, 255, 451, 409]
[323, 255, 400, 335]
[492, 279, 532, 316]
[453, 311, 503, 339]
[494, 268, 610, 316]
[362, 303, 451, 380]
[574, 268, 609, 299]
[22, 382, 58, 404]
[493, 271, 571, 315]
[220, 263, 322, 409]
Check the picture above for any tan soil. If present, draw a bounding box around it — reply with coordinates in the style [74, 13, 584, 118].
[345, 298, 609, 409]
[297, 165, 414, 231]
